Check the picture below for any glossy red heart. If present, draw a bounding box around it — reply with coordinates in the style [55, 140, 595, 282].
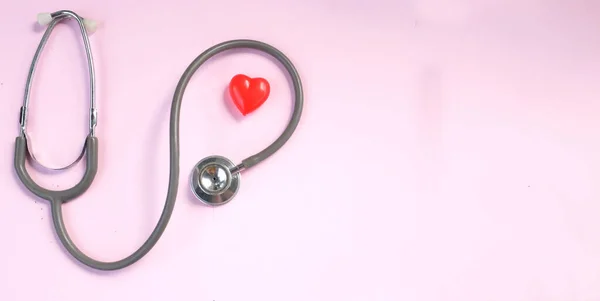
[228, 74, 270, 116]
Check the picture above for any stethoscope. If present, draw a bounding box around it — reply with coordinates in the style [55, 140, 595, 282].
[14, 10, 303, 271]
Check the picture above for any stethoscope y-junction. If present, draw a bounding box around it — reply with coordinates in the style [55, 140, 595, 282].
[14, 10, 303, 271]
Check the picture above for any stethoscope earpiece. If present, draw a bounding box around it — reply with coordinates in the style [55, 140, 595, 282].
[190, 156, 241, 206]
[36, 13, 53, 26]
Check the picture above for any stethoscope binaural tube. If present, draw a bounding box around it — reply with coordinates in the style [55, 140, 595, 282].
[14, 10, 304, 271]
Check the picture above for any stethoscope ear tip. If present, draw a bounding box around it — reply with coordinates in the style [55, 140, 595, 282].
[36, 13, 53, 26]
[83, 18, 98, 34]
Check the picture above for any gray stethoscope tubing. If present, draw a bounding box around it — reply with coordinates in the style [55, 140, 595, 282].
[14, 10, 303, 271]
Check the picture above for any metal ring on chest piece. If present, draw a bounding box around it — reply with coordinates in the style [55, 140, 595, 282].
[191, 156, 240, 206]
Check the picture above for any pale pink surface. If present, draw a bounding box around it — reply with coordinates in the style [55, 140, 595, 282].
[1, 0, 600, 300]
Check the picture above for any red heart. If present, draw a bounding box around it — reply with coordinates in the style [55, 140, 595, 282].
[228, 74, 270, 116]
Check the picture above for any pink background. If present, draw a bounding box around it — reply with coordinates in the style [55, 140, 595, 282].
[1, 0, 600, 300]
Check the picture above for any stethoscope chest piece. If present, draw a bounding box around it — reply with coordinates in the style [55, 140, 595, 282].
[190, 155, 241, 206]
